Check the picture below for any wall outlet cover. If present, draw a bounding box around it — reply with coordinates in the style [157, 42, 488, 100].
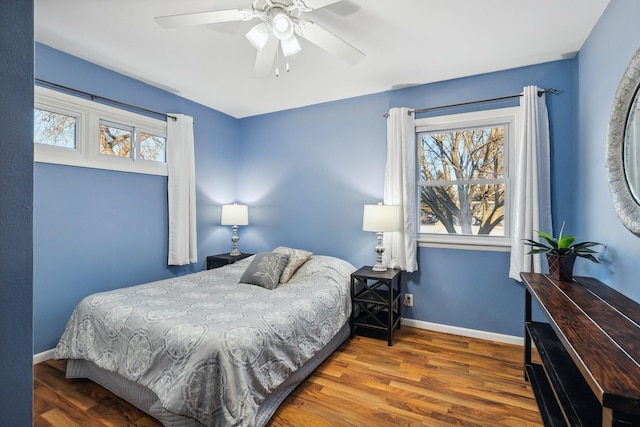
[404, 293, 413, 307]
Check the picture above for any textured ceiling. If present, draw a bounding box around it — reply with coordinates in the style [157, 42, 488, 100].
[35, 0, 611, 118]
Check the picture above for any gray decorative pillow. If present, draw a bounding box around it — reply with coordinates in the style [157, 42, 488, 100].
[239, 252, 290, 290]
[273, 246, 313, 283]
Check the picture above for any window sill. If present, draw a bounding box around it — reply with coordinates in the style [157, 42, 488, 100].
[34, 156, 168, 176]
[418, 239, 511, 252]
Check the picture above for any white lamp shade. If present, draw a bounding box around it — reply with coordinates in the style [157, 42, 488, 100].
[221, 204, 249, 226]
[272, 13, 294, 40]
[363, 204, 401, 232]
[280, 35, 301, 57]
[246, 23, 270, 50]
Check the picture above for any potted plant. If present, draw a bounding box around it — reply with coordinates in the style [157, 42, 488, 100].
[523, 223, 603, 281]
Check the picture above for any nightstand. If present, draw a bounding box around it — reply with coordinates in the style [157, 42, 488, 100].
[350, 266, 402, 346]
[206, 253, 253, 270]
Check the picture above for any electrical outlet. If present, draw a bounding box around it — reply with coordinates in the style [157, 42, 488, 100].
[404, 293, 413, 307]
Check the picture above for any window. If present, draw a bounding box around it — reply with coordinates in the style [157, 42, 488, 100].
[34, 86, 167, 176]
[139, 133, 166, 161]
[415, 107, 519, 250]
[34, 108, 77, 149]
[100, 121, 133, 157]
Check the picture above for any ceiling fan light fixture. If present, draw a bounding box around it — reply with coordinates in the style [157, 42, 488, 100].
[155, 0, 366, 78]
[272, 13, 294, 40]
[281, 34, 301, 57]
[246, 22, 270, 50]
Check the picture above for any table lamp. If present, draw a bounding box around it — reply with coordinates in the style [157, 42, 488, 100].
[221, 203, 249, 256]
[363, 203, 401, 271]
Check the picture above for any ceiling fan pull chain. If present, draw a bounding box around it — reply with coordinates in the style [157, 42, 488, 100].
[155, 0, 367, 80]
[286, 57, 290, 72]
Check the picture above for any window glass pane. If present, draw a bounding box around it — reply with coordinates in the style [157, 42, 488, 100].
[140, 133, 166, 161]
[34, 108, 76, 148]
[419, 126, 504, 181]
[100, 122, 132, 157]
[419, 183, 505, 236]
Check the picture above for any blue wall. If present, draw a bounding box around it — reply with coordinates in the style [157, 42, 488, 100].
[238, 60, 577, 337]
[33, 44, 241, 353]
[0, 1, 33, 425]
[575, 0, 640, 298]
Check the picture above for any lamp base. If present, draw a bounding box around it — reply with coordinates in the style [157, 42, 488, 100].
[372, 231, 387, 272]
[229, 225, 241, 257]
[372, 263, 387, 272]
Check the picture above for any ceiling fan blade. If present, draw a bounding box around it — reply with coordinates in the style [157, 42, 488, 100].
[155, 9, 254, 29]
[324, 1, 360, 17]
[299, 0, 344, 10]
[296, 21, 365, 65]
[254, 36, 279, 78]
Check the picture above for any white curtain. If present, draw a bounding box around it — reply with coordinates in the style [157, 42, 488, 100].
[509, 86, 552, 280]
[167, 114, 198, 266]
[383, 107, 418, 272]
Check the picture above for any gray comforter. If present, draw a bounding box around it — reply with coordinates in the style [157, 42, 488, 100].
[54, 255, 354, 426]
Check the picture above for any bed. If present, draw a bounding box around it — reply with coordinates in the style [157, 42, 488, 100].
[54, 251, 356, 427]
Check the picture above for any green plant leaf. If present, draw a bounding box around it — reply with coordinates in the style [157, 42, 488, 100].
[535, 230, 558, 249]
[557, 235, 576, 249]
[577, 253, 601, 263]
[557, 222, 566, 240]
[523, 239, 551, 254]
[572, 241, 602, 250]
[523, 239, 547, 248]
[527, 248, 551, 254]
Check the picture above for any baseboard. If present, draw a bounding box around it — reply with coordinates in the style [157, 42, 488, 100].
[33, 349, 56, 365]
[401, 318, 524, 346]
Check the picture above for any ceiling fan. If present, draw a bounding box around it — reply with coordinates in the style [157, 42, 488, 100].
[155, 0, 365, 77]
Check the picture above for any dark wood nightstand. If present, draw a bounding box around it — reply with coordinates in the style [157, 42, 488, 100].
[350, 266, 402, 346]
[206, 253, 253, 270]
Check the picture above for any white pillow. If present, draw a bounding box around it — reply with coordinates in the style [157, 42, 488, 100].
[273, 246, 313, 283]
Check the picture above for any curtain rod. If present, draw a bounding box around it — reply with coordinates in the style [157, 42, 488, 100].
[35, 78, 177, 122]
[384, 88, 557, 117]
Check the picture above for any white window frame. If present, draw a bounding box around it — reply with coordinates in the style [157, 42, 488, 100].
[34, 86, 168, 176]
[415, 106, 520, 252]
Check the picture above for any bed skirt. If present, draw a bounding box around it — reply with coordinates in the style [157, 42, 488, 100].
[66, 321, 351, 427]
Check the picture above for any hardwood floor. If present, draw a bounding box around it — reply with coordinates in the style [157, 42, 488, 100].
[34, 327, 543, 426]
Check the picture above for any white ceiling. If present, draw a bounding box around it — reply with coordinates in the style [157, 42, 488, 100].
[35, 0, 611, 118]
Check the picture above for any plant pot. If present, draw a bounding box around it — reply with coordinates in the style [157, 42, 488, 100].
[546, 253, 576, 281]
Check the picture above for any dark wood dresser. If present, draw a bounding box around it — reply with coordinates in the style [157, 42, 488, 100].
[521, 273, 640, 426]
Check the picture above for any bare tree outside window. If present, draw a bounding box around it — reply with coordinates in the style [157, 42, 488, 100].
[140, 133, 166, 161]
[34, 108, 76, 148]
[418, 126, 506, 236]
[100, 123, 132, 157]
[99, 123, 166, 161]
